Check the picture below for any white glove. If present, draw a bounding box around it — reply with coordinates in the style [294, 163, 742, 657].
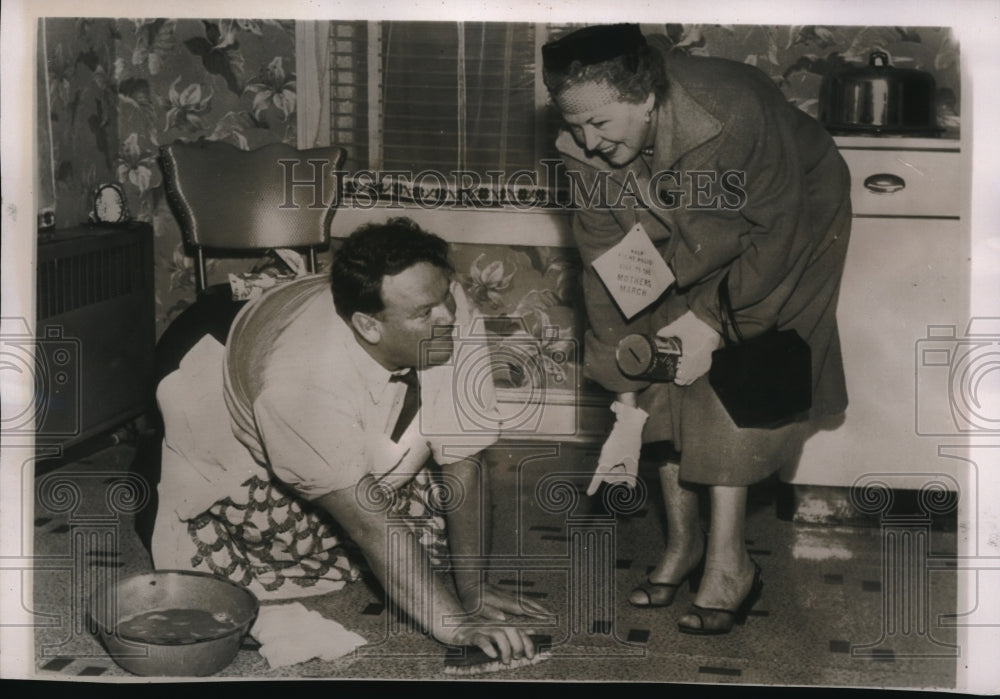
[655, 311, 721, 386]
[587, 401, 649, 496]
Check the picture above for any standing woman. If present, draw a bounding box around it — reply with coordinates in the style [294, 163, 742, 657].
[542, 24, 851, 634]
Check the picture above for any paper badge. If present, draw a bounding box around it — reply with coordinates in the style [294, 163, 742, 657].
[591, 223, 675, 319]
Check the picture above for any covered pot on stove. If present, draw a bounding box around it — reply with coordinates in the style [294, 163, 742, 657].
[819, 50, 943, 136]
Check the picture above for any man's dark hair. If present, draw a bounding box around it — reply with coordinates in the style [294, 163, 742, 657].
[331, 217, 454, 321]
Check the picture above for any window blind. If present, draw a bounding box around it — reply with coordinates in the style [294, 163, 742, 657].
[329, 21, 576, 182]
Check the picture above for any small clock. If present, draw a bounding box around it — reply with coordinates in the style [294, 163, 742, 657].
[90, 183, 130, 224]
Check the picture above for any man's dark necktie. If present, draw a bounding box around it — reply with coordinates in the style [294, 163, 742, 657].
[389, 369, 421, 442]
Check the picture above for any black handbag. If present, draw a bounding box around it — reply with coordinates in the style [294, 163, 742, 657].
[708, 273, 813, 429]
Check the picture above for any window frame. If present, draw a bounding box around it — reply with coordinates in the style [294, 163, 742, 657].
[297, 20, 573, 211]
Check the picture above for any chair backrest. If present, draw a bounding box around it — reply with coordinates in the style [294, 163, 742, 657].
[159, 140, 345, 291]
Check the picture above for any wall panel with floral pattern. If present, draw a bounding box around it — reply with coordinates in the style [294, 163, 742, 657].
[653, 24, 959, 134]
[39, 18, 120, 230]
[451, 242, 585, 395]
[115, 19, 299, 336]
[39, 18, 299, 338]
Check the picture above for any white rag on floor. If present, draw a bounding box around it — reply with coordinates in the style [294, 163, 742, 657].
[249, 602, 368, 668]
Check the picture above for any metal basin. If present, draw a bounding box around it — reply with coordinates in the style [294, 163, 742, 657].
[89, 570, 259, 677]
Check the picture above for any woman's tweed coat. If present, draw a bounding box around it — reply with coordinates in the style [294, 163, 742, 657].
[556, 39, 852, 485]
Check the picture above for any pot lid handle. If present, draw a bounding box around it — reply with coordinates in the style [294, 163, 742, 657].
[869, 50, 890, 67]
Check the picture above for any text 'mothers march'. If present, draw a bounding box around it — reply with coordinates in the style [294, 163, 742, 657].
[591, 222, 674, 319]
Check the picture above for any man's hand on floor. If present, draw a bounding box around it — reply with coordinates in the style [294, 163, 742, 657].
[458, 580, 552, 622]
[435, 619, 539, 665]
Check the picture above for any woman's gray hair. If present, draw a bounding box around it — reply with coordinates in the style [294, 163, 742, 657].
[542, 28, 669, 107]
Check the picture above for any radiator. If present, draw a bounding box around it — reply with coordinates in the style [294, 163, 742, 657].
[35, 223, 155, 447]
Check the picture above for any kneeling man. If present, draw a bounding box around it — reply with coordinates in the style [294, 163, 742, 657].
[152, 217, 545, 663]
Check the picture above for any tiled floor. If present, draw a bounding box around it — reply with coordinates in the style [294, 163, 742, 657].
[29, 441, 958, 688]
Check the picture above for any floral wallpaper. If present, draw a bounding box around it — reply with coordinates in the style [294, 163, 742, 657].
[116, 18, 299, 336]
[40, 17, 299, 338]
[451, 243, 584, 394]
[653, 24, 960, 135]
[40, 18, 119, 229]
[38, 20, 961, 345]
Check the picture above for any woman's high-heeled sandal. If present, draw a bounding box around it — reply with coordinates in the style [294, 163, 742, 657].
[629, 541, 706, 608]
[677, 560, 763, 635]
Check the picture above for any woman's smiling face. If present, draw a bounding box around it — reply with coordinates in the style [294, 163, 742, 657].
[557, 83, 656, 167]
